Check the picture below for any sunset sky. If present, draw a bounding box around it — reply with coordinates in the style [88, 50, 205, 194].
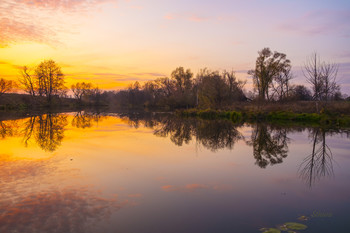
[1, 0, 350, 93]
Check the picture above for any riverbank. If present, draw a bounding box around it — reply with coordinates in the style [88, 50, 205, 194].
[178, 108, 350, 128]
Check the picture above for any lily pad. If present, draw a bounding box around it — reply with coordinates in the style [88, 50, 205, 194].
[260, 228, 281, 233]
[284, 222, 308, 230]
[277, 225, 288, 231]
[297, 215, 309, 221]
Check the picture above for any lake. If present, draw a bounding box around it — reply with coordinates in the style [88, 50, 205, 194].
[0, 112, 349, 233]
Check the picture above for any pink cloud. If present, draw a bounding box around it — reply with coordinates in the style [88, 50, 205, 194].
[164, 13, 175, 20]
[0, 18, 56, 47]
[277, 10, 350, 37]
[0, 0, 115, 47]
[188, 15, 209, 22]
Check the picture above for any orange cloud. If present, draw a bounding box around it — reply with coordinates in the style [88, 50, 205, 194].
[17, 0, 115, 11]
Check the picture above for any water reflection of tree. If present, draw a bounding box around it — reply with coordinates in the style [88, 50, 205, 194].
[195, 120, 243, 151]
[72, 111, 105, 129]
[22, 114, 68, 152]
[0, 120, 17, 139]
[299, 128, 335, 187]
[131, 115, 244, 151]
[246, 124, 289, 168]
[154, 117, 194, 146]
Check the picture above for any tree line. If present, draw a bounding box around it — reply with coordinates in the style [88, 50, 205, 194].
[0, 48, 348, 109]
[113, 48, 345, 109]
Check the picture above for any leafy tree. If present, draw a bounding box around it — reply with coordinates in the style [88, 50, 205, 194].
[248, 48, 291, 101]
[171, 67, 194, 107]
[35, 60, 66, 103]
[291, 85, 312, 101]
[171, 67, 193, 93]
[71, 82, 93, 102]
[197, 68, 229, 108]
[19, 60, 66, 104]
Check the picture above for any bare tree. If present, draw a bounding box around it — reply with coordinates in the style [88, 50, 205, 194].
[321, 62, 339, 101]
[303, 53, 339, 101]
[19, 66, 36, 97]
[0, 78, 15, 97]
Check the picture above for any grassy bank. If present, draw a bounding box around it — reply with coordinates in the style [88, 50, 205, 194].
[178, 108, 350, 128]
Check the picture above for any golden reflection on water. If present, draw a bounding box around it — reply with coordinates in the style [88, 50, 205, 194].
[0, 112, 349, 232]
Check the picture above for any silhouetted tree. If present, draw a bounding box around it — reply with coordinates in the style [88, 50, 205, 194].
[303, 53, 340, 101]
[0, 78, 16, 97]
[196, 69, 246, 108]
[71, 82, 93, 103]
[248, 48, 291, 101]
[35, 60, 66, 104]
[19, 60, 67, 104]
[196, 69, 229, 108]
[171, 67, 194, 107]
[291, 85, 312, 101]
[223, 70, 246, 102]
[19, 66, 36, 97]
[272, 67, 293, 101]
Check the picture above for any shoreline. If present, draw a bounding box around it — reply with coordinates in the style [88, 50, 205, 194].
[178, 108, 350, 128]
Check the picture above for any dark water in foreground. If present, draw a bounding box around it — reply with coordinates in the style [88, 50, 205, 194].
[0, 112, 349, 233]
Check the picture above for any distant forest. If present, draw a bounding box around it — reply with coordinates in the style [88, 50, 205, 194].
[0, 48, 349, 110]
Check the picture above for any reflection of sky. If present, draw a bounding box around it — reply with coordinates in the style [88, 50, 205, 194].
[0, 115, 350, 232]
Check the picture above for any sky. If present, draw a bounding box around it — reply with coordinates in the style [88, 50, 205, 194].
[0, 0, 350, 93]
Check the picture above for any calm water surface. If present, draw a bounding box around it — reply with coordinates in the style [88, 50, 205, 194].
[0, 112, 349, 233]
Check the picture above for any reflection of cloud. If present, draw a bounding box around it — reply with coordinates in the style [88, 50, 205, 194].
[127, 193, 143, 198]
[0, 155, 58, 184]
[0, 187, 122, 233]
[162, 184, 232, 193]
[0, 148, 124, 233]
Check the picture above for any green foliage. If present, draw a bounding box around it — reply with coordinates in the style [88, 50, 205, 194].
[260, 228, 281, 233]
[283, 222, 307, 230]
[179, 109, 350, 127]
